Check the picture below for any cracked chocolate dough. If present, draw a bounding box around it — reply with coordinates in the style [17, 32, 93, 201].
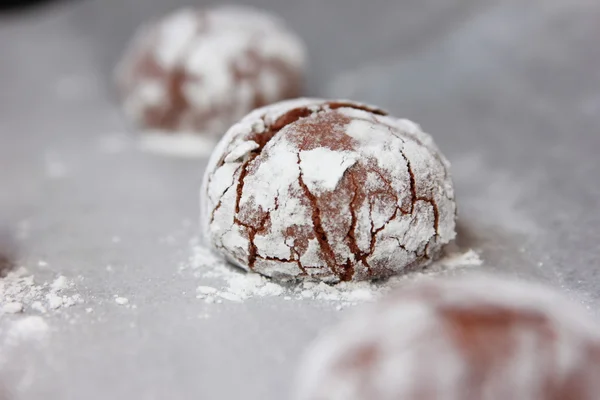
[295, 275, 600, 400]
[116, 6, 306, 137]
[201, 98, 456, 282]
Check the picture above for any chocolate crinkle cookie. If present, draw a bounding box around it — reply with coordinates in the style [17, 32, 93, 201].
[201, 98, 456, 282]
[295, 275, 600, 400]
[116, 5, 306, 138]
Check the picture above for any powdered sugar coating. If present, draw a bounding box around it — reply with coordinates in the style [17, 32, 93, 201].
[116, 6, 306, 138]
[295, 275, 600, 400]
[201, 98, 456, 282]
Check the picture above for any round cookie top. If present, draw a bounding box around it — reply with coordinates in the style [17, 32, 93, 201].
[116, 6, 306, 136]
[295, 275, 600, 400]
[202, 98, 456, 282]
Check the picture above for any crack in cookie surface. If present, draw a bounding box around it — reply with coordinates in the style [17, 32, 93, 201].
[296, 153, 343, 279]
[216, 102, 381, 275]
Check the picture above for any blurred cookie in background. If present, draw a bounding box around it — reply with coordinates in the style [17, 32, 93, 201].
[295, 274, 600, 400]
[116, 5, 307, 157]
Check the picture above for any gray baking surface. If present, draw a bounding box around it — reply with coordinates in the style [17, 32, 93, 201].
[1, 0, 600, 398]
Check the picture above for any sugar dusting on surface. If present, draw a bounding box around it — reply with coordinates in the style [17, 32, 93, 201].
[0, 268, 83, 315]
[114, 297, 129, 306]
[182, 241, 482, 309]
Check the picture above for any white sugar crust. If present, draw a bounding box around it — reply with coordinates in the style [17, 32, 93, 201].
[202, 98, 456, 282]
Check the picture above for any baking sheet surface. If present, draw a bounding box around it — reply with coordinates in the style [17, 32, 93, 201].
[1, 0, 599, 398]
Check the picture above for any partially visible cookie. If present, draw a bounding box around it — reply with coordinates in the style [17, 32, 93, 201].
[295, 275, 600, 400]
[116, 6, 306, 140]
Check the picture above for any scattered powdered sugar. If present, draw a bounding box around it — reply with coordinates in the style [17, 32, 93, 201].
[0, 267, 83, 315]
[194, 267, 285, 304]
[3, 302, 24, 314]
[425, 247, 482, 270]
[183, 242, 481, 309]
[50, 275, 69, 291]
[114, 297, 129, 306]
